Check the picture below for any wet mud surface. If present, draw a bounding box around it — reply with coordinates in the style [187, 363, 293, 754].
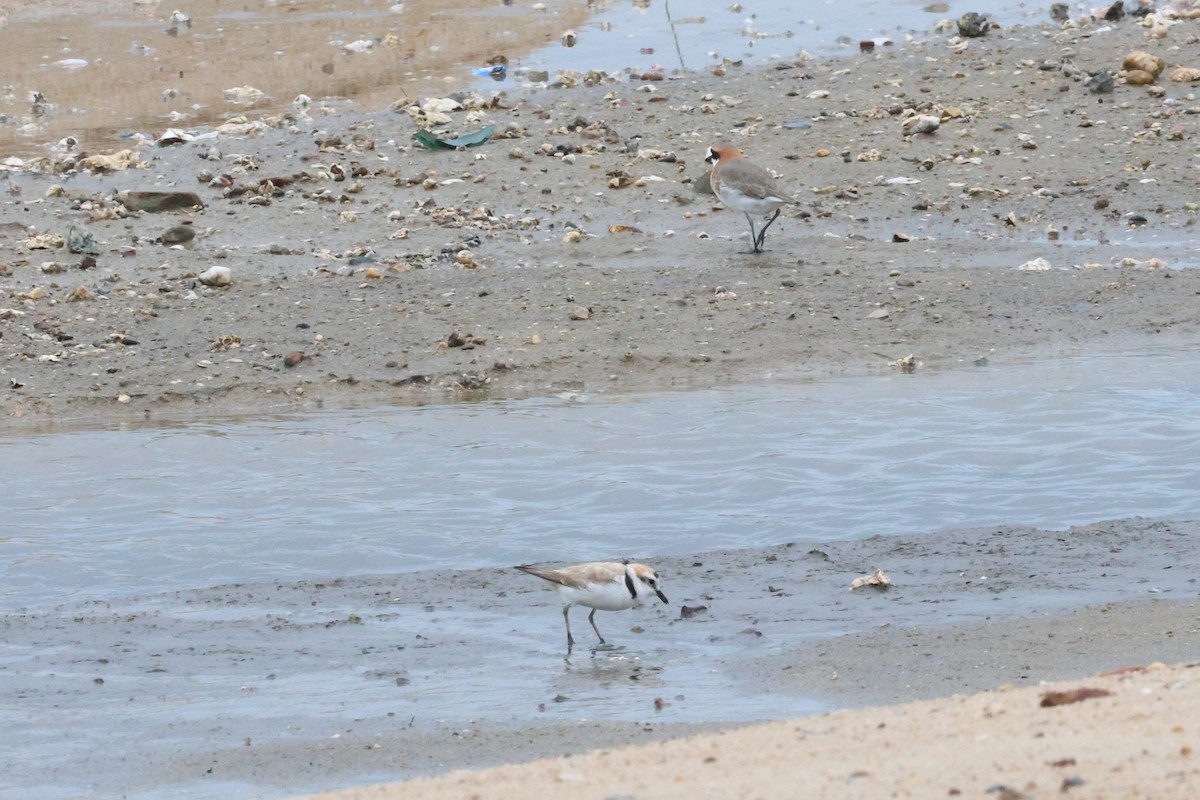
[4, 517, 1198, 798]
[3, 14, 1200, 429]
[4, 5, 1200, 798]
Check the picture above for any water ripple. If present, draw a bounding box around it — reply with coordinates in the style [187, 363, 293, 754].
[2, 343, 1199, 608]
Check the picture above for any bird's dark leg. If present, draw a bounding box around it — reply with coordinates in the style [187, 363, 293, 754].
[754, 209, 782, 252]
[563, 606, 575, 650]
[588, 608, 606, 644]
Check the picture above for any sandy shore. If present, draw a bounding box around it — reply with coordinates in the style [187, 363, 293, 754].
[3, 1, 1200, 798]
[295, 660, 1200, 799]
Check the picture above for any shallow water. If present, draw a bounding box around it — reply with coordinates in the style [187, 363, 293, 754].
[4, 341, 1200, 800]
[4, 340, 1199, 611]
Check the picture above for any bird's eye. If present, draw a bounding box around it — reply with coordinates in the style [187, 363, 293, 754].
[647, 577, 657, 585]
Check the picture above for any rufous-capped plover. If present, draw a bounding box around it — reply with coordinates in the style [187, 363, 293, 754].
[705, 144, 796, 253]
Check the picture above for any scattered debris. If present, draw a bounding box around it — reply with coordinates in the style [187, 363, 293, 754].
[223, 85, 268, 106]
[1040, 687, 1113, 707]
[850, 569, 893, 591]
[413, 125, 495, 150]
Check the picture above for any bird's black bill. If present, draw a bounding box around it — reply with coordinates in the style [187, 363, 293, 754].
[656, 589, 669, 604]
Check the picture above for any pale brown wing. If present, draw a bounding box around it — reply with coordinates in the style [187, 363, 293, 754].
[515, 563, 572, 586]
[717, 159, 788, 202]
[515, 562, 622, 589]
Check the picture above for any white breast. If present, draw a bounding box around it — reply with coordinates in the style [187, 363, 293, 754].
[556, 579, 639, 611]
[716, 183, 788, 215]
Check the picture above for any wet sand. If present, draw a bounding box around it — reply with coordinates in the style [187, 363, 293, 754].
[298, 658, 1200, 799]
[3, 1, 1200, 797]
[3, 6, 1200, 429]
[5, 519, 1199, 797]
[0, 0, 586, 158]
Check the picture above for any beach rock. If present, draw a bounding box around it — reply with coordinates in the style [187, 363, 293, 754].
[79, 150, 143, 173]
[24, 232, 65, 250]
[901, 114, 940, 136]
[1040, 687, 1112, 707]
[850, 569, 893, 590]
[222, 85, 268, 106]
[1085, 72, 1114, 94]
[284, 351, 305, 367]
[67, 222, 100, 255]
[1123, 51, 1165, 77]
[157, 223, 195, 247]
[197, 266, 232, 286]
[957, 12, 989, 37]
[121, 191, 203, 213]
[1169, 67, 1200, 82]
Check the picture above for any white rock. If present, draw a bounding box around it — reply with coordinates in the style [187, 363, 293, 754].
[420, 97, 462, 114]
[1018, 257, 1053, 271]
[222, 85, 267, 106]
[198, 266, 233, 286]
[901, 114, 941, 136]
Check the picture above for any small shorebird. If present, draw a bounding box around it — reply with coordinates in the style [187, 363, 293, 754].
[516, 561, 669, 649]
[705, 144, 795, 253]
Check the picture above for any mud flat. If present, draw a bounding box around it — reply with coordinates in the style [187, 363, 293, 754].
[2, 10, 1199, 429]
[3, 5, 1200, 799]
[4, 518, 1199, 798]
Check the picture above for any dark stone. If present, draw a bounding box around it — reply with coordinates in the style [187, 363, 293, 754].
[957, 11, 989, 37]
[121, 191, 204, 213]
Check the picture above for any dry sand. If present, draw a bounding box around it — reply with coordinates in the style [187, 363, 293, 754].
[295, 663, 1200, 799]
[3, 0, 1200, 797]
